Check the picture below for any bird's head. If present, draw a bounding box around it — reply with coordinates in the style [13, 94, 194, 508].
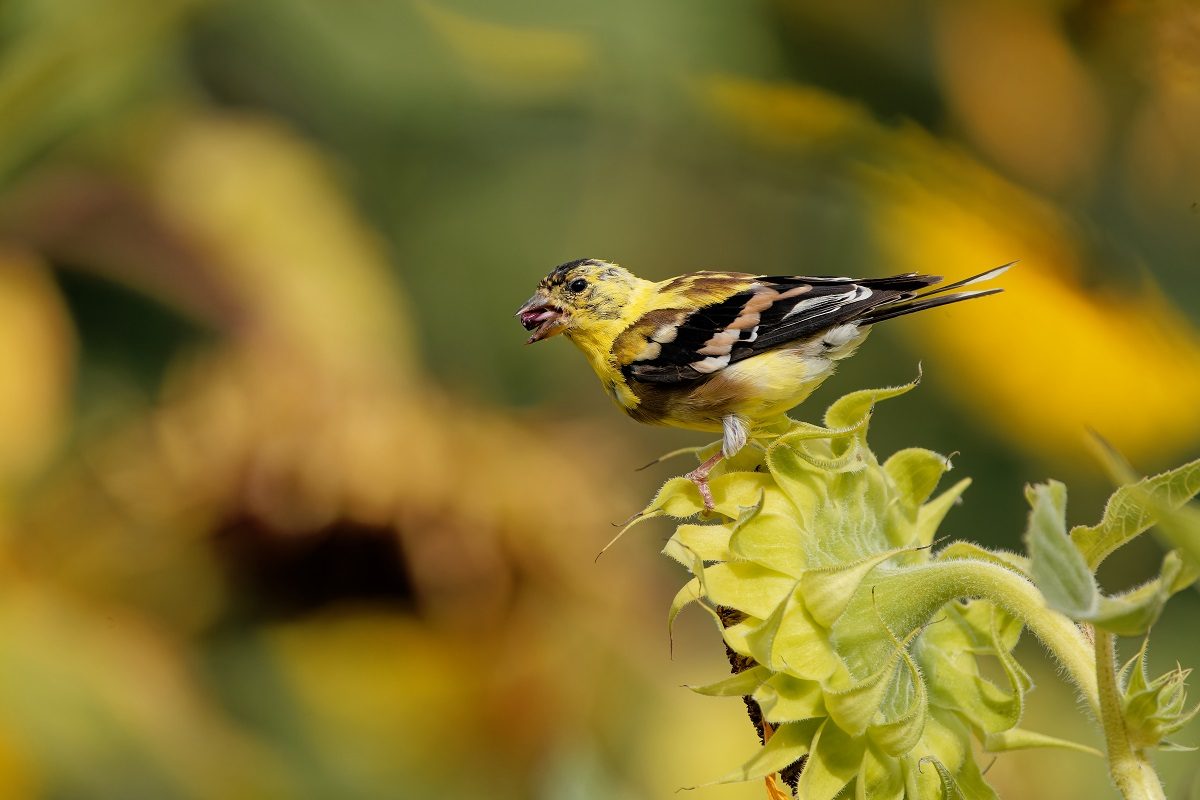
[516, 258, 639, 344]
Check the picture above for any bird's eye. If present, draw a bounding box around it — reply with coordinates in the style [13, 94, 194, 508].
[568, 278, 588, 292]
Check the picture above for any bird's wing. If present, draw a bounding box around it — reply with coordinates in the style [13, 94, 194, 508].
[616, 272, 941, 385]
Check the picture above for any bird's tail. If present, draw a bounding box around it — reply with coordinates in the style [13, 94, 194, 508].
[861, 262, 1014, 325]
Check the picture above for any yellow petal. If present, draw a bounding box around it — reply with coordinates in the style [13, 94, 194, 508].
[0, 249, 73, 494]
[933, 2, 1105, 194]
[147, 114, 416, 377]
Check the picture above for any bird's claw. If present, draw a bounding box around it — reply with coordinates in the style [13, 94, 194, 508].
[685, 468, 716, 512]
[685, 449, 724, 513]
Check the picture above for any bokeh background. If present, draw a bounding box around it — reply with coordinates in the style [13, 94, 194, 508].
[1, 0, 1198, 797]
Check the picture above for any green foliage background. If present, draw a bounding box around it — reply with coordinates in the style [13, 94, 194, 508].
[0, 0, 1198, 798]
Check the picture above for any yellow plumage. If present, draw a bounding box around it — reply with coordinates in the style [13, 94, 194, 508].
[517, 258, 1006, 508]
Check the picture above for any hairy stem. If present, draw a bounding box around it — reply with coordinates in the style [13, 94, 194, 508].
[957, 561, 1100, 716]
[859, 561, 1100, 715]
[1094, 629, 1166, 800]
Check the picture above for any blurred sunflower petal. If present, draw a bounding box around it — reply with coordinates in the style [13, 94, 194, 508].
[0, 248, 73, 495]
[146, 113, 417, 376]
[933, 2, 1105, 195]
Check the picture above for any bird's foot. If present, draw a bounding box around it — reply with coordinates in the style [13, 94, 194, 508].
[687, 471, 715, 511]
[685, 450, 724, 513]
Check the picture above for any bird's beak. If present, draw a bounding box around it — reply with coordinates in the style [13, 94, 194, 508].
[515, 292, 566, 344]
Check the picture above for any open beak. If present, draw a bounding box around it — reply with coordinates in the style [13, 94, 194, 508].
[516, 293, 566, 344]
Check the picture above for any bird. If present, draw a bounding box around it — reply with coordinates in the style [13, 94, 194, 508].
[516, 258, 1010, 511]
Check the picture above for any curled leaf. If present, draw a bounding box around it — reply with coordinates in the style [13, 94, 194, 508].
[1071, 456, 1200, 569]
[1025, 481, 1099, 618]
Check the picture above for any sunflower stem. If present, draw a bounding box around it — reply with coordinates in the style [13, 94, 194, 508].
[963, 561, 1100, 716]
[1094, 628, 1166, 800]
[864, 560, 1100, 715]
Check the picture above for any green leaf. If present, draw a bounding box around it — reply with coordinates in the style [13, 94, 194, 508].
[687, 665, 771, 697]
[857, 745, 905, 800]
[981, 610, 1033, 730]
[825, 624, 921, 738]
[884, 448, 955, 549]
[702, 562, 795, 620]
[1157, 509, 1200, 588]
[918, 757, 968, 800]
[768, 415, 871, 477]
[753, 672, 826, 723]
[728, 492, 808, 578]
[946, 753, 1002, 800]
[776, 418, 865, 443]
[796, 719, 867, 800]
[982, 728, 1101, 756]
[740, 588, 840, 680]
[884, 448, 951, 511]
[921, 601, 1029, 735]
[1070, 456, 1200, 569]
[915, 478, 972, 547]
[912, 710, 971, 790]
[953, 598, 1024, 664]
[1024, 481, 1099, 618]
[721, 617, 762, 662]
[936, 541, 1029, 577]
[767, 443, 828, 513]
[905, 710, 996, 797]
[1088, 438, 1200, 576]
[832, 562, 973, 678]
[1157, 740, 1199, 754]
[867, 646, 928, 756]
[648, 476, 705, 517]
[800, 444, 871, 474]
[1120, 636, 1200, 747]
[704, 718, 822, 785]
[1088, 551, 1185, 636]
[824, 662, 896, 737]
[663, 522, 732, 565]
[596, 508, 665, 559]
[801, 546, 907, 628]
[668, 577, 703, 642]
[823, 378, 919, 431]
[808, 469, 894, 567]
[667, 543, 724, 647]
[707, 471, 777, 519]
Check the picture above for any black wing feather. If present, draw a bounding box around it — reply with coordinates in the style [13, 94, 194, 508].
[745, 275, 932, 350]
[622, 267, 1008, 386]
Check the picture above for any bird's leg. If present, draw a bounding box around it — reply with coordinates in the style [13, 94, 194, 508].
[685, 450, 723, 511]
[686, 415, 749, 512]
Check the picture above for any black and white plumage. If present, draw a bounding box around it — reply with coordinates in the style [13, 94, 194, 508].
[618, 266, 1009, 386]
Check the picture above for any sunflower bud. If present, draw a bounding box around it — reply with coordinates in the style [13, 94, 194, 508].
[1120, 640, 1199, 752]
[645, 381, 1095, 799]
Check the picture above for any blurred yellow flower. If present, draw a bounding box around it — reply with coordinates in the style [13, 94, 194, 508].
[0, 102, 676, 797]
[700, 75, 1200, 467]
[933, 2, 1105, 196]
[146, 113, 417, 378]
[0, 249, 73, 499]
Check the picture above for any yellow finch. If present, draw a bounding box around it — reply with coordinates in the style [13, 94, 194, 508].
[517, 259, 1009, 510]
